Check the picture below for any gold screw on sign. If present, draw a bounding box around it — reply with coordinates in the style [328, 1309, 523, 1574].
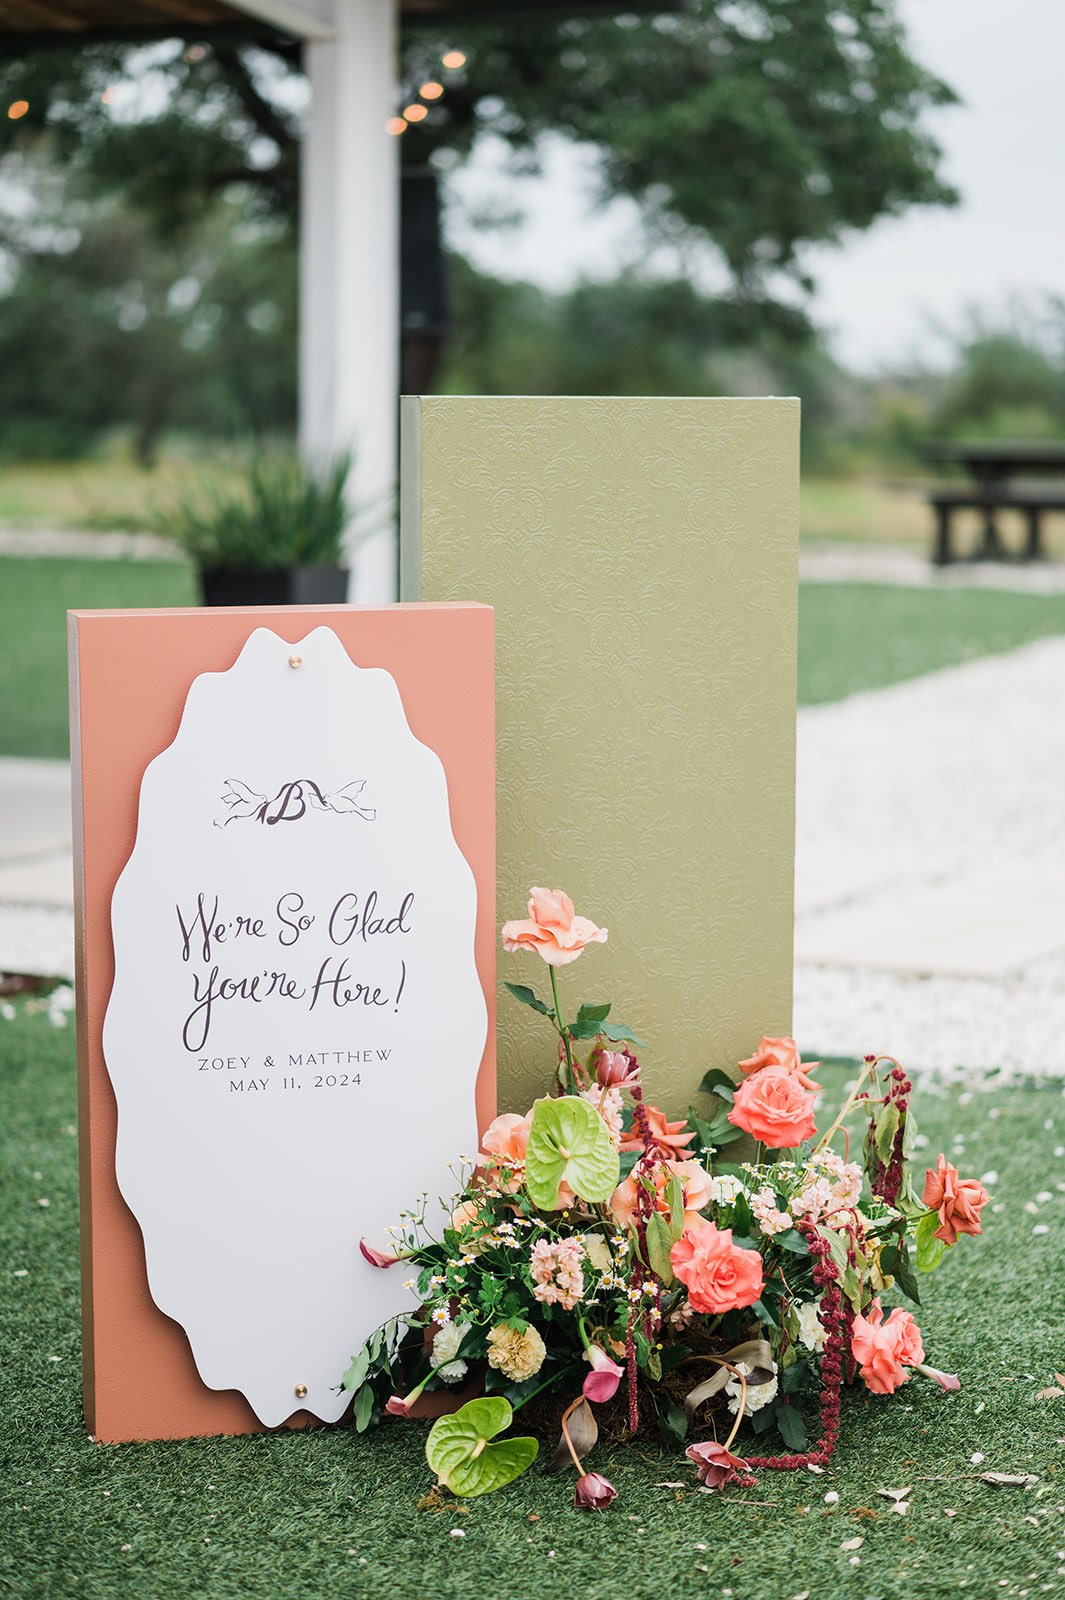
[294, 1383, 308, 1399]
[289, 654, 302, 669]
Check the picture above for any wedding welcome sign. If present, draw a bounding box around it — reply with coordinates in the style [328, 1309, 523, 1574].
[70, 605, 494, 1442]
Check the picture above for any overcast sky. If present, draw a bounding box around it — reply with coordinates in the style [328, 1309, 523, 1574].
[445, 0, 1065, 372]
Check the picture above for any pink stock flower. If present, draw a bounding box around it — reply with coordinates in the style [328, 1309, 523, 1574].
[501, 888, 608, 967]
[619, 1104, 696, 1156]
[670, 1218, 764, 1315]
[728, 1067, 817, 1149]
[686, 1440, 751, 1489]
[530, 1237, 586, 1310]
[851, 1300, 926, 1395]
[582, 1345, 624, 1404]
[739, 1035, 822, 1092]
[359, 1240, 399, 1268]
[573, 1472, 617, 1510]
[581, 1085, 624, 1146]
[922, 1154, 990, 1246]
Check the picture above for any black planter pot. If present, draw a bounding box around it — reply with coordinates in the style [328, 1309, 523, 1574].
[199, 565, 349, 607]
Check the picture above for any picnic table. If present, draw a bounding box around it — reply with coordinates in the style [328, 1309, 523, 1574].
[925, 440, 1065, 564]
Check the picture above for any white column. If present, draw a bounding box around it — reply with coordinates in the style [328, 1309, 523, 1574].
[300, 0, 399, 602]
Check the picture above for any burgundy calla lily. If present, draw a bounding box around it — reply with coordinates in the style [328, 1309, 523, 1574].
[360, 1239, 399, 1268]
[582, 1345, 624, 1404]
[916, 1363, 961, 1392]
[574, 1471, 617, 1509]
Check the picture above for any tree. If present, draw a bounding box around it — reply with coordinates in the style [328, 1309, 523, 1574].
[0, 1, 956, 300]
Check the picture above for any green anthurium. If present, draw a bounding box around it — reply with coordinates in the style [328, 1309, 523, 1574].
[425, 1397, 538, 1497]
[524, 1095, 620, 1209]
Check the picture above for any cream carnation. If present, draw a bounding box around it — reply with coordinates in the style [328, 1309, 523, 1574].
[432, 1320, 471, 1383]
[486, 1323, 547, 1383]
[726, 1360, 778, 1415]
[796, 1300, 827, 1353]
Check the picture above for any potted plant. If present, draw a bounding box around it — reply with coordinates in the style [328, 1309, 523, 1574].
[157, 452, 354, 606]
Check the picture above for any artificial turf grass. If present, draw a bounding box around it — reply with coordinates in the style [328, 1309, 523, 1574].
[1, 1006, 1063, 1600]
[7, 556, 1065, 759]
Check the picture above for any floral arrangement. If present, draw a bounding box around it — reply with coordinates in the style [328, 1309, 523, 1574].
[346, 888, 988, 1508]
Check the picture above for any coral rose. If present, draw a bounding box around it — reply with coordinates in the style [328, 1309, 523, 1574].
[500, 888, 607, 967]
[739, 1035, 822, 1092]
[851, 1299, 925, 1395]
[922, 1154, 990, 1246]
[728, 1067, 817, 1149]
[670, 1218, 764, 1314]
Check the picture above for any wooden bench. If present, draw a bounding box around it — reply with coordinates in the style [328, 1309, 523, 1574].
[929, 483, 1065, 565]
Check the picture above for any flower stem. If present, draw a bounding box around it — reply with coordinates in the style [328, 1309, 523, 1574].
[559, 1396, 586, 1475]
[550, 965, 575, 1093]
[813, 1055, 891, 1154]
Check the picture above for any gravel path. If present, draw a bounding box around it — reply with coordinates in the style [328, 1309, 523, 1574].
[794, 634, 1065, 1082]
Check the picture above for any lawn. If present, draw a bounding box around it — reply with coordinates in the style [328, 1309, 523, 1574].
[1, 1006, 1061, 1600]
[5, 556, 1065, 757]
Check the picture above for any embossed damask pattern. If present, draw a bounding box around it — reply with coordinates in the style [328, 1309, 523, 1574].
[404, 397, 799, 1115]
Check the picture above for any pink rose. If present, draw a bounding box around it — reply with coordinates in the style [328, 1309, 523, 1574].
[728, 1067, 817, 1149]
[500, 888, 608, 967]
[851, 1299, 925, 1395]
[922, 1154, 989, 1246]
[670, 1218, 764, 1314]
[739, 1034, 822, 1092]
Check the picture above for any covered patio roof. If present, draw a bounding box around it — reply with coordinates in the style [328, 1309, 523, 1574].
[0, 0, 680, 39]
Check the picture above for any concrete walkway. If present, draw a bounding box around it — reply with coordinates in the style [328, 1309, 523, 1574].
[3, 635, 1065, 1079]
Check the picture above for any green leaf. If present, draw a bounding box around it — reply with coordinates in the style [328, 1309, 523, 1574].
[503, 981, 554, 1019]
[772, 1229, 810, 1257]
[575, 1002, 612, 1027]
[352, 1383, 374, 1433]
[524, 1095, 620, 1208]
[698, 1068, 737, 1103]
[879, 1238, 922, 1304]
[567, 1018, 606, 1041]
[599, 1020, 645, 1047]
[915, 1209, 949, 1273]
[875, 1101, 901, 1163]
[657, 1397, 688, 1447]
[425, 1397, 538, 1497]
[646, 1211, 677, 1285]
[341, 1346, 370, 1392]
[775, 1399, 808, 1451]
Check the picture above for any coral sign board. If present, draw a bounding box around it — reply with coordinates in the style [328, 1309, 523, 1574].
[70, 605, 494, 1442]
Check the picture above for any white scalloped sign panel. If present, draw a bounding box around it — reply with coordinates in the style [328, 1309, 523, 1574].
[103, 626, 486, 1427]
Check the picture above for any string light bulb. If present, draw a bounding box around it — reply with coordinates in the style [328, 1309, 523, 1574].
[7, 101, 29, 121]
[403, 104, 428, 123]
[385, 116, 407, 136]
[419, 81, 444, 100]
[441, 50, 466, 69]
